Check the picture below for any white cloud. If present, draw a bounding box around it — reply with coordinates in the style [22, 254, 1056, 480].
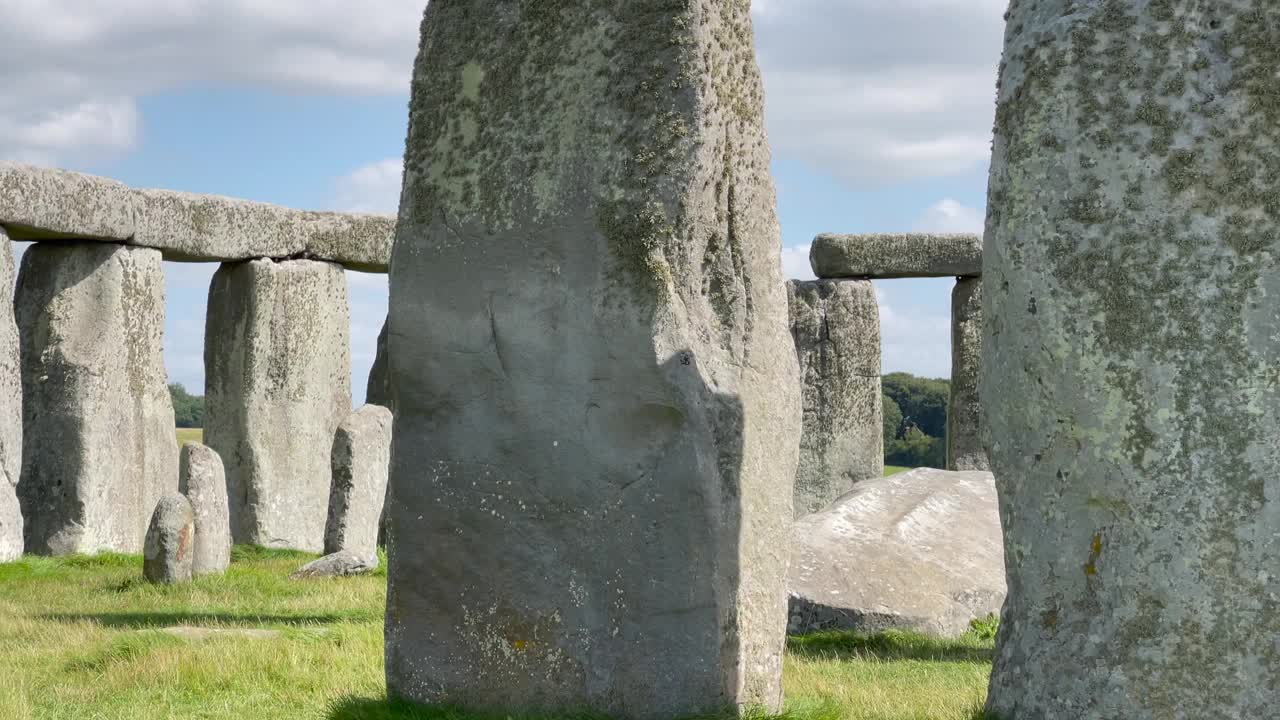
[330, 158, 404, 215]
[780, 243, 815, 281]
[913, 198, 986, 235]
[876, 282, 952, 378]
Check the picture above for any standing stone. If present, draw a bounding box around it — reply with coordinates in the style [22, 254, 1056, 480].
[143, 493, 194, 584]
[325, 404, 392, 559]
[0, 230, 22, 561]
[386, 3, 800, 718]
[366, 317, 391, 408]
[787, 279, 883, 517]
[16, 243, 177, 555]
[205, 258, 351, 553]
[179, 442, 230, 576]
[984, 4, 1279, 718]
[947, 277, 986, 472]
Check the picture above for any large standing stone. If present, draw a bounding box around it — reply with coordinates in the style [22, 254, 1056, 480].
[179, 442, 230, 576]
[325, 404, 392, 559]
[947, 277, 986, 471]
[386, 4, 800, 717]
[787, 279, 883, 517]
[0, 230, 22, 561]
[205, 258, 351, 553]
[365, 317, 391, 408]
[984, 4, 1279, 718]
[16, 243, 178, 555]
[143, 493, 195, 585]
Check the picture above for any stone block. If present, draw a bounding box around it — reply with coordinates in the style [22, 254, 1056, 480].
[0, 162, 135, 242]
[179, 442, 230, 576]
[325, 404, 392, 558]
[143, 493, 195, 584]
[810, 233, 981, 279]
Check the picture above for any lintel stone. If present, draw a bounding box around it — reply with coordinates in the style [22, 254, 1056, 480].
[0, 162, 135, 242]
[810, 233, 982, 279]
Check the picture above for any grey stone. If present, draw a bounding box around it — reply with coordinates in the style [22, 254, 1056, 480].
[133, 188, 394, 271]
[365, 317, 391, 408]
[179, 442, 230, 576]
[143, 493, 195, 584]
[289, 549, 377, 579]
[0, 162, 135, 241]
[204, 258, 351, 553]
[385, 4, 800, 717]
[158, 626, 282, 641]
[0, 230, 22, 561]
[810, 233, 982, 279]
[787, 468, 1004, 637]
[787, 279, 883, 517]
[983, 4, 1280, 718]
[325, 404, 392, 558]
[16, 243, 178, 555]
[946, 278, 986, 471]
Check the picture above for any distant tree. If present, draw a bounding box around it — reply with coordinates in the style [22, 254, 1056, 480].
[169, 383, 205, 429]
[883, 393, 903, 447]
[882, 372, 950, 440]
[886, 425, 947, 469]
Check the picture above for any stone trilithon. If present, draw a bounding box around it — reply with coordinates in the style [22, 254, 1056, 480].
[385, 2, 800, 718]
[984, 2, 1279, 718]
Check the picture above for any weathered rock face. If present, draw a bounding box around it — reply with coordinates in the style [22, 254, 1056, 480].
[16, 243, 178, 555]
[325, 404, 392, 559]
[143, 493, 195, 584]
[0, 231, 22, 561]
[787, 468, 1004, 637]
[179, 442, 230, 576]
[365, 317, 391, 408]
[290, 549, 378, 579]
[0, 162, 134, 241]
[386, 4, 800, 717]
[947, 278, 986, 472]
[205, 258, 351, 553]
[787, 280, 883, 517]
[810, 233, 982, 279]
[984, 4, 1280, 718]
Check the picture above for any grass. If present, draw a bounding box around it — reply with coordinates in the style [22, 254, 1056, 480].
[176, 427, 204, 445]
[883, 465, 912, 476]
[0, 551, 994, 720]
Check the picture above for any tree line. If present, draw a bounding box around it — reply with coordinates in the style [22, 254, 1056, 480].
[882, 372, 949, 469]
[169, 383, 205, 429]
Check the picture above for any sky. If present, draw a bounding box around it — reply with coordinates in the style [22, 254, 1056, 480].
[0, 0, 1005, 405]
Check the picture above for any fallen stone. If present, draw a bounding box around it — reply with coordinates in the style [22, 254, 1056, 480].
[289, 549, 377, 579]
[788, 280, 883, 517]
[810, 233, 982, 279]
[0, 162, 135, 241]
[325, 405, 392, 558]
[143, 493, 195, 584]
[157, 626, 282, 641]
[947, 278, 986, 471]
[0, 230, 22, 561]
[385, 4, 800, 717]
[983, 4, 1279, 717]
[204, 258, 351, 553]
[179, 442, 230, 576]
[787, 468, 1005, 637]
[16, 243, 178, 555]
[365, 317, 391, 408]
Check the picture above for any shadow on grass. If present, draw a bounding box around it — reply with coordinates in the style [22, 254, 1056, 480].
[328, 697, 842, 720]
[41, 611, 363, 629]
[786, 629, 994, 664]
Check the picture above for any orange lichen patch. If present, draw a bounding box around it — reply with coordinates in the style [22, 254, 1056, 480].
[1084, 532, 1103, 577]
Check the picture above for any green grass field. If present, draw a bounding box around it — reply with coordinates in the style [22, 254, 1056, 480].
[884, 465, 912, 476]
[176, 427, 204, 446]
[0, 550, 994, 720]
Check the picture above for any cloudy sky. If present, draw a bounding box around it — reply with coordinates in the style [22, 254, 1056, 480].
[1, 0, 1004, 403]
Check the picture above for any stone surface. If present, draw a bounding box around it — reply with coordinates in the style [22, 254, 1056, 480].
[205, 258, 351, 553]
[325, 404, 392, 558]
[158, 626, 282, 641]
[0, 231, 22, 561]
[289, 549, 377, 579]
[983, 4, 1280, 718]
[365, 317, 392, 408]
[385, 4, 800, 717]
[787, 468, 1004, 637]
[946, 278, 986, 471]
[143, 493, 195, 584]
[0, 162, 135, 241]
[787, 280, 883, 517]
[16, 243, 178, 555]
[179, 442, 230, 576]
[810, 233, 982, 279]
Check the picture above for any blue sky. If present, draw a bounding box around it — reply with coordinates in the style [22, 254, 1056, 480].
[1, 0, 1005, 405]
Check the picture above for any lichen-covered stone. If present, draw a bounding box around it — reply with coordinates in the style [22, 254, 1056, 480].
[16, 243, 178, 555]
[365, 317, 391, 408]
[984, 3, 1280, 718]
[386, 3, 800, 717]
[325, 404, 391, 558]
[787, 279, 883, 517]
[787, 468, 1004, 637]
[0, 162, 135, 241]
[143, 493, 195, 585]
[205, 258, 351, 553]
[810, 233, 982, 279]
[179, 442, 230, 576]
[946, 278, 986, 472]
[289, 549, 378, 579]
[0, 231, 19, 561]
